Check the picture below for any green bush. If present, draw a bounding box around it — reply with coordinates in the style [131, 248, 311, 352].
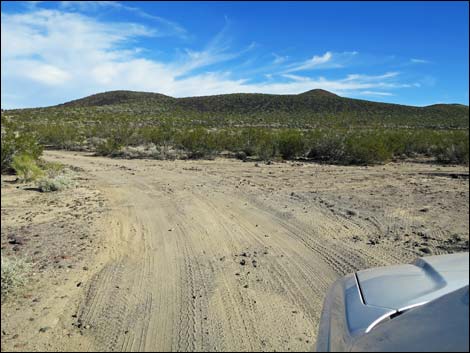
[435, 139, 469, 165]
[345, 134, 393, 165]
[96, 137, 123, 156]
[36, 123, 81, 149]
[11, 154, 44, 182]
[255, 131, 277, 161]
[39, 160, 65, 178]
[239, 128, 260, 156]
[178, 127, 218, 158]
[277, 130, 306, 159]
[307, 132, 346, 162]
[1, 119, 43, 173]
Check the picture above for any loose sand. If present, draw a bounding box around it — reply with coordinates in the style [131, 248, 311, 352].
[1, 151, 468, 351]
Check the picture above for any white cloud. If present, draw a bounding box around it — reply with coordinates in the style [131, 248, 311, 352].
[285, 51, 358, 73]
[356, 91, 394, 97]
[17, 61, 71, 85]
[59, 1, 187, 38]
[285, 51, 333, 72]
[272, 53, 289, 65]
[410, 58, 430, 64]
[343, 72, 399, 81]
[1, 7, 417, 108]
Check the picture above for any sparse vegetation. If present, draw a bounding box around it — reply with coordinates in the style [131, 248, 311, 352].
[2, 90, 468, 165]
[1, 255, 31, 300]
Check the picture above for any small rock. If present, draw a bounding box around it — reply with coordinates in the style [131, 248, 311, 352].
[39, 327, 51, 333]
[239, 259, 246, 266]
[8, 236, 25, 245]
[346, 210, 357, 216]
[420, 247, 431, 254]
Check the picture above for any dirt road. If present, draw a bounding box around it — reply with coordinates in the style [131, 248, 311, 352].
[14, 151, 469, 351]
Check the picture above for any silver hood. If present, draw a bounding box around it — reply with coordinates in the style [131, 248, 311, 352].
[316, 252, 469, 352]
[356, 252, 469, 311]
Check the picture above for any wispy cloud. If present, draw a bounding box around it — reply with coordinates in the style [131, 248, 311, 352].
[278, 72, 410, 93]
[59, 1, 187, 38]
[284, 51, 358, 73]
[343, 72, 400, 81]
[1, 5, 419, 108]
[410, 58, 431, 64]
[356, 91, 394, 97]
[272, 53, 289, 65]
[176, 19, 254, 75]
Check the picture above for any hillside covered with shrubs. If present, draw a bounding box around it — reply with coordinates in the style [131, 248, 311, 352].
[1, 89, 469, 169]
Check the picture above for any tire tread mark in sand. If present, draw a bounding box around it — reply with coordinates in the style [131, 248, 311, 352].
[176, 196, 259, 351]
[201, 195, 325, 339]
[245, 195, 369, 275]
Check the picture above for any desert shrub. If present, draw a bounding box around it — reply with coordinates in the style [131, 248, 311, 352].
[36, 123, 81, 149]
[212, 129, 240, 151]
[255, 130, 277, 161]
[435, 137, 469, 165]
[239, 128, 261, 156]
[39, 160, 65, 178]
[95, 137, 123, 156]
[37, 174, 72, 192]
[11, 153, 44, 181]
[307, 132, 347, 162]
[140, 125, 177, 148]
[1, 256, 31, 299]
[1, 119, 43, 173]
[345, 133, 393, 164]
[277, 130, 306, 159]
[178, 127, 218, 158]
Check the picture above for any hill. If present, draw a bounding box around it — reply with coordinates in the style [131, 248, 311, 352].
[6, 89, 465, 130]
[1, 89, 468, 166]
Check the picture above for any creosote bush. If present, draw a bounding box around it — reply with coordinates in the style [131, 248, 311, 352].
[3, 107, 468, 165]
[11, 153, 44, 182]
[1, 118, 43, 173]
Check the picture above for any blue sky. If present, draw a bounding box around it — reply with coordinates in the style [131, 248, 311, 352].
[1, 1, 468, 108]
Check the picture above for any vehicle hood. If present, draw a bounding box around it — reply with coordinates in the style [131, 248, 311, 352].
[356, 252, 469, 310]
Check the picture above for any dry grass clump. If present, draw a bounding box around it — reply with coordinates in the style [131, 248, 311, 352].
[1, 256, 31, 299]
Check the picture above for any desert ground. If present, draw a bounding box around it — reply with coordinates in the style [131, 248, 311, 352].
[1, 151, 469, 352]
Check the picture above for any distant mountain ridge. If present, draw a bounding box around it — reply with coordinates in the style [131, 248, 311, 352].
[6, 89, 469, 129]
[58, 89, 467, 111]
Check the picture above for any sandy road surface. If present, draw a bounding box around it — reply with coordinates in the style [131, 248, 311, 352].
[38, 151, 468, 352]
